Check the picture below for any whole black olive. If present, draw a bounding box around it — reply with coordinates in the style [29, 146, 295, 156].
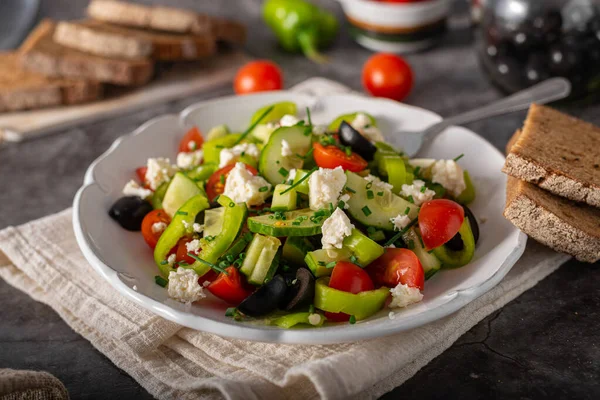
[463, 205, 479, 245]
[238, 275, 287, 317]
[109, 196, 153, 231]
[280, 268, 315, 311]
[338, 121, 377, 161]
[533, 10, 563, 44]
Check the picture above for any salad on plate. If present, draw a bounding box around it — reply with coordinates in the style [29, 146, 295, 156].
[108, 101, 479, 328]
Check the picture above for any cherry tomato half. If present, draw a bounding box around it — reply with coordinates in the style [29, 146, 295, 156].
[207, 266, 254, 305]
[179, 126, 204, 153]
[362, 53, 413, 102]
[366, 248, 424, 290]
[136, 167, 148, 185]
[205, 163, 258, 202]
[312, 142, 368, 172]
[141, 209, 171, 249]
[325, 261, 375, 322]
[418, 199, 465, 249]
[234, 60, 283, 95]
[175, 237, 198, 265]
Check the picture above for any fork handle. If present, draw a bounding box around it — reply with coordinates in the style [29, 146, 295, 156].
[422, 77, 572, 144]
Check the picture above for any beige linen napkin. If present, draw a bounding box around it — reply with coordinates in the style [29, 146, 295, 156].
[0, 209, 569, 400]
[0, 369, 69, 400]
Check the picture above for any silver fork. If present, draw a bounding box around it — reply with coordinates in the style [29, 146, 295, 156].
[397, 77, 572, 158]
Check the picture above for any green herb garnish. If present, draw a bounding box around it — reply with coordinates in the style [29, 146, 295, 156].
[233, 105, 274, 145]
[187, 253, 228, 275]
[420, 186, 427, 193]
[345, 186, 356, 194]
[383, 218, 419, 247]
[278, 167, 289, 177]
[280, 166, 317, 195]
[349, 315, 356, 324]
[220, 174, 225, 184]
[404, 206, 411, 215]
[259, 186, 269, 192]
[361, 205, 372, 216]
[367, 190, 374, 199]
[325, 261, 337, 269]
[154, 275, 168, 287]
[377, 191, 384, 197]
[454, 153, 464, 162]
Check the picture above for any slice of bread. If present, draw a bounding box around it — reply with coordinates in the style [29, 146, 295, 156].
[0, 52, 102, 112]
[20, 19, 154, 86]
[53, 20, 216, 61]
[87, 0, 246, 45]
[503, 104, 600, 208]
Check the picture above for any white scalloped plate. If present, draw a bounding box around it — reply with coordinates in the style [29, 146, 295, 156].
[73, 91, 526, 344]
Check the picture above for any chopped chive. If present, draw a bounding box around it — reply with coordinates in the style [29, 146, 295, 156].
[155, 275, 168, 287]
[241, 151, 246, 157]
[377, 191, 384, 197]
[234, 105, 275, 145]
[176, 211, 188, 216]
[420, 186, 427, 193]
[414, 166, 421, 177]
[318, 261, 326, 266]
[280, 166, 317, 195]
[383, 218, 418, 247]
[329, 202, 334, 213]
[349, 315, 356, 324]
[160, 260, 168, 265]
[345, 187, 356, 194]
[309, 304, 315, 314]
[365, 182, 373, 190]
[453, 153, 465, 162]
[338, 200, 345, 209]
[229, 202, 235, 207]
[349, 255, 358, 264]
[361, 206, 372, 216]
[325, 261, 337, 269]
[187, 253, 228, 275]
[278, 167, 289, 177]
[407, 195, 414, 204]
[259, 186, 269, 192]
[220, 174, 225, 184]
[306, 107, 312, 127]
[225, 307, 239, 318]
[345, 147, 352, 157]
[367, 190, 374, 199]
[404, 206, 411, 215]
[178, 261, 190, 267]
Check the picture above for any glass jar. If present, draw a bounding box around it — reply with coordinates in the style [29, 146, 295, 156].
[477, 0, 600, 98]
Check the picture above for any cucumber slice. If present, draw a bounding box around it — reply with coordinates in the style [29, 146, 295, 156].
[206, 124, 229, 141]
[291, 169, 310, 195]
[342, 229, 384, 266]
[402, 227, 441, 279]
[250, 248, 281, 286]
[328, 112, 376, 132]
[247, 208, 325, 237]
[239, 234, 281, 285]
[305, 248, 352, 278]
[162, 172, 204, 217]
[282, 236, 314, 267]
[345, 171, 419, 231]
[151, 181, 169, 209]
[258, 126, 312, 186]
[203, 208, 224, 238]
[251, 101, 297, 125]
[202, 134, 242, 165]
[271, 184, 297, 211]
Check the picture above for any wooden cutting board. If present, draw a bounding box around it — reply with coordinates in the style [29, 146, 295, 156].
[0, 50, 250, 144]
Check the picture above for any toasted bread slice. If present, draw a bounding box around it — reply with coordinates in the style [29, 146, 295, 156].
[0, 52, 102, 112]
[53, 20, 216, 61]
[87, 0, 246, 45]
[20, 19, 153, 86]
[503, 104, 600, 208]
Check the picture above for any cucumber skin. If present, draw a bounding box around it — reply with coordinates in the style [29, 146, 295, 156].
[240, 234, 282, 285]
[258, 126, 311, 186]
[162, 172, 203, 217]
[247, 209, 324, 237]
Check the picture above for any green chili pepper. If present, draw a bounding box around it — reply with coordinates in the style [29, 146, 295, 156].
[262, 0, 339, 63]
[271, 312, 325, 328]
[314, 277, 389, 320]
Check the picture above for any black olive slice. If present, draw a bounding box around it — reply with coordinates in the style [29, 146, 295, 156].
[462, 205, 479, 244]
[238, 275, 287, 317]
[280, 268, 315, 311]
[338, 121, 377, 161]
[108, 196, 153, 231]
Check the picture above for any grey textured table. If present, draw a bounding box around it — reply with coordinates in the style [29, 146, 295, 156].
[1, 1, 599, 399]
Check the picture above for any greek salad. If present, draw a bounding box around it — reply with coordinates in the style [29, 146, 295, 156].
[108, 101, 479, 328]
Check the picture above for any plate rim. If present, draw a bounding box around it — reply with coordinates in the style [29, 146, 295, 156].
[72, 90, 527, 344]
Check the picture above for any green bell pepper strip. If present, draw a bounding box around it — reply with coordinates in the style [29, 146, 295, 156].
[314, 277, 390, 320]
[456, 170, 476, 205]
[250, 101, 297, 125]
[271, 312, 325, 328]
[328, 112, 376, 132]
[433, 218, 476, 268]
[342, 229, 384, 266]
[262, 0, 338, 63]
[379, 155, 408, 194]
[186, 164, 217, 182]
[154, 194, 210, 277]
[202, 134, 242, 165]
[151, 181, 170, 209]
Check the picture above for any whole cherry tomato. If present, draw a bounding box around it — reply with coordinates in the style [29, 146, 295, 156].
[362, 53, 414, 101]
[179, 126, 204, 153]
[205, 163, 259, 202]
[140, 209, 171, 249]
[325, 261, 375, 322]
[312, 142, 368, 172]
[234, 60, 283, 95]
[207, 266, 254, 305]
[366, 248, 424, 290]
[418, 199, 465, 249]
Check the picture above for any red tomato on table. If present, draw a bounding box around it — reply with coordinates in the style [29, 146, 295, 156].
[418, 199, 465, 249]
[362, 53, 414, 101]
[366, 248, 424, 290]
[141, 209, 171, 249]
[205, 163, 259, 202]
[234, 60, 283, 95]
[179, 126, 204, 153]
[325, 261, 375, 322]
[208, 266, 254, 305]
[312, 142, 368, 172]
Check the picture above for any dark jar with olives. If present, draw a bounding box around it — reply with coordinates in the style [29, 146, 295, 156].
[477, 0, 600, 98]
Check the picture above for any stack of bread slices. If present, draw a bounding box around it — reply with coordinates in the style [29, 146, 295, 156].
[0, 0, 246, 113]
[503, 104, 600, 263]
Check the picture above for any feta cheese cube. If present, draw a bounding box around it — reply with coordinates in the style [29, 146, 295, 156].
[192, 223, 204, 233]
[151, 221, 167, 234]
[219, 143, 260, 168]
[223, 162, 271, 206]
[167, 268, 206, 303]
[185, 239, 201, 254]
[321, 208, 355, 250]
[390, 214, 411, 231]
[364, 174, 394, 192]
[389, 283, 423, 308]
[308, 166, 347, 211]
[351, 113, 384, 142]
[176, 150, 203, 169]
[122, 179, 153, 199]
[431, 160, 466, 197]
[400, 180, 436, 206]
[279, 114, 300, 127]
[145, 158, 178, 190]
[281, 139, 294, 157]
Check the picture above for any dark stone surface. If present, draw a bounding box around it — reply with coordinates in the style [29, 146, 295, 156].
[1, 1, 599, 399]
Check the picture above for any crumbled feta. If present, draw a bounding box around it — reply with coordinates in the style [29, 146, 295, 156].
[185, 239, 201, 254]
[308, 313, 322, 326]
[386, 244, 396, 249]
[388, 311, 396, 320]
[308, 166, 347, 210]
[281, 139, 294, 157]
[192, 223, 204, 233]
[167, 254, 176, 268]
[321, 208, 355, 250]
[312, 124, 327, 135]
[408, 158, 436, 170]
[338, 193, 351, 209]
[365, 174, 393, 192]
[400, 180, 436, 206]
[431, 160, 466, 197]
[176, 150, 203, 169]
[167, 268, 205, 303]
[223, 162, 271, 206]
[202, 280, 211, 287]
[389, 283, 423, 308]
[122, 179, 153, 199]
[390, 214, 411, 231]
[182, 220, 190, 230]
[351, 113, 384, 142]
[218, 143, 260, 168]
[145, 158, 178, 190]
[288, 168, 297, 181]
[279, 114, 300, 127]
[151, 221, 167, 234]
